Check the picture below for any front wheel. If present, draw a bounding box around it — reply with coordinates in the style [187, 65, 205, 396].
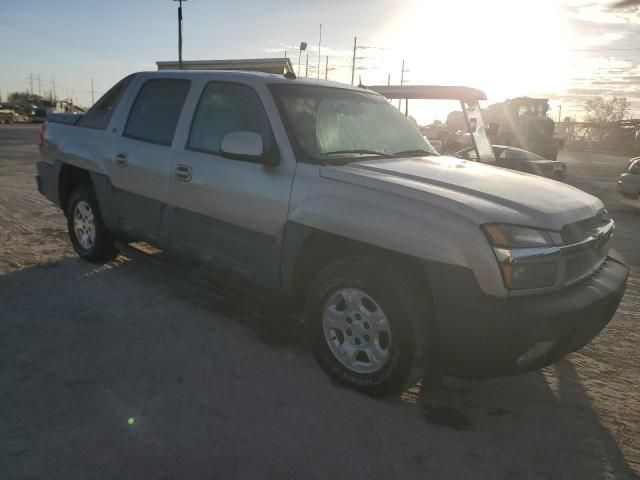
[304, 256, 431, 396]
[66, 184, 118, 263]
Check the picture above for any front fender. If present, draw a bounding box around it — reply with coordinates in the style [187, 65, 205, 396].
[289, 164, 507, 298]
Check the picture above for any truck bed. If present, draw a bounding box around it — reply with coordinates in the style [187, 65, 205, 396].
[47, 113, 82, 125]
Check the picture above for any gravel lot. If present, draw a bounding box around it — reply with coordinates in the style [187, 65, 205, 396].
[1, 124, 638, 479]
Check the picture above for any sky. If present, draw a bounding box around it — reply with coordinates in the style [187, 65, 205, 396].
[1, 0, 639, 124]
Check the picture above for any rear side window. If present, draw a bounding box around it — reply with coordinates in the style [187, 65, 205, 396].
[124, 79, 190, 146]
[187, 82, 272, 157]
[76, 75, 133, 130]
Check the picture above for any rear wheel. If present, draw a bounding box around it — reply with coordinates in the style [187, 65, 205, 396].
[305, 256, 430, 395]
[66, 184, 118, 263]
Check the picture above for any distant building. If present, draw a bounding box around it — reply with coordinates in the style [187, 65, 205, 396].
[156, 58, 293, 75]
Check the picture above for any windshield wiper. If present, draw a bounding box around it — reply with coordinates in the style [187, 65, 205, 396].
[392, 148, 437, 158]
[321, 149, 392, 158]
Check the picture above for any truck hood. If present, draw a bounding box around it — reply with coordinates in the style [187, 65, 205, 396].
[320, 156, 602, 230]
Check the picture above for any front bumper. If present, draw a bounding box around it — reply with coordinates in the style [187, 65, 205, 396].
[423, 255, 629, 378]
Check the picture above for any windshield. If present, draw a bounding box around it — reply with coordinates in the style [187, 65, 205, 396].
[270, 84, 438, 163]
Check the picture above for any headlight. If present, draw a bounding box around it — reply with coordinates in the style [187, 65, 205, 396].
[483, 224, 561, 290]
[484, 224, 555, 248]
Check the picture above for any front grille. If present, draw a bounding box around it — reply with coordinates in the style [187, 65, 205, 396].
[564, 249, 603, 281]
[561, 211, 611, 244]
[559, 211, 612, 286]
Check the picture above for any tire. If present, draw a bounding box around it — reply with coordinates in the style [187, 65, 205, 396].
[66, 184, 118, 263]
[304, 255, 431, 396]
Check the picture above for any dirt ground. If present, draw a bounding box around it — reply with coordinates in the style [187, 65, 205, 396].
[1, 124, 638, 480]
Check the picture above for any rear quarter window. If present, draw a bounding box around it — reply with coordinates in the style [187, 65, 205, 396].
[124, 79, 191, 146]
[76, 75, 133, 130]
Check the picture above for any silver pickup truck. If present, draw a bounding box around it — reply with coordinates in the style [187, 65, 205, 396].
[36, 71, 628, 395]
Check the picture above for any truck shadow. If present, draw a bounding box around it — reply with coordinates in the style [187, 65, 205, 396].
[409, 360, 637, 478]
[0, 254, 636, 479]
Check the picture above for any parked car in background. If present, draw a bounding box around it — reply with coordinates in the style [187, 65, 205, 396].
[618, 157, 640, 198]
[31, 106, 47, 123]
[455, 144, 567, 180]
[36, 71, 627, 395]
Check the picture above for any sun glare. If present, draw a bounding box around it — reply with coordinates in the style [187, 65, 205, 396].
[377, 0, 571, 122]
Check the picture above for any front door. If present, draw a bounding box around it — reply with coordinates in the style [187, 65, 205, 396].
[166, 81, 294, 287]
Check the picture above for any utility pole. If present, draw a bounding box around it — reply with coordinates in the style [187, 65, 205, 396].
[399, 60, 405, 108]
[297, 42, 307, 77]
[325, 56, 329, 80]
[51, 78, 56, 103]
[305, 53, 309, 77]
[317, 24, 322, 81]
[173, 0, 187, 69]
[37, 74, 41, 96]
[29, 73, 34, 97]
[351, 36, 357, 85]
[387, 73, 391, 86]
[558, 105, 562, 122]
[91, 78, 95, 105]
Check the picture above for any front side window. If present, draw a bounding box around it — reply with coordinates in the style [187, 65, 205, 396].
[188, 82, 273, 157]
[124, 79, 190, 146]
[76, 75, 133, 130]
[270, 84, 437, 164]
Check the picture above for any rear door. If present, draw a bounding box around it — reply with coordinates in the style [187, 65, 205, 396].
[166, 80, 295, 287]
[109, 78, 191, 239]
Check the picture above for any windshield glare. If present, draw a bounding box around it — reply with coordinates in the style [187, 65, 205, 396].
[270, 85, 438, 163]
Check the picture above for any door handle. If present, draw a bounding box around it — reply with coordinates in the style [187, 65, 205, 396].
[174, 164, 192, 182]
[114, 153, 128, 167]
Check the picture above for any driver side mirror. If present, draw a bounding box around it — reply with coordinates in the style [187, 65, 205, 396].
[220, 131, 280, 167]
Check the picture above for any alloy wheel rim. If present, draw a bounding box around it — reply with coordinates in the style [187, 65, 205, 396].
[322, 288, 392, 374]
[73, 200, 96, 250]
